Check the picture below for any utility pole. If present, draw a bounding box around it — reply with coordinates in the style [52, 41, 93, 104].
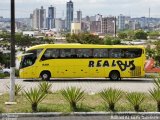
[114, 16, 117, 37]
[10, 0, 15, 102]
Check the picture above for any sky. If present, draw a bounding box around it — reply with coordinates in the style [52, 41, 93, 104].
[0, 0, 160, 18]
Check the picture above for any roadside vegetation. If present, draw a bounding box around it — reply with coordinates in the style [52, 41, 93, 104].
[149, 77, 160, 112]
[126, 92, 145, 112]
[0, 73, 6, 78]
[61, 87, 85, 111]
[0, 90, 157, 113]
[0, 78, 159, 113]
[100, 88, 123, 112]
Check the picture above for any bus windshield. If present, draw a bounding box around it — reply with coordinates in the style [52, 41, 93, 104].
[20, 49, 43, 69]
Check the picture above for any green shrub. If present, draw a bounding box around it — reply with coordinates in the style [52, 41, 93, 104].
[149, 88, 160, 112]
[15, 69, 19, 77]
[38, 82, 52, 94]
[149, 75, 160, 112]
[0, 107, 3, 113]
[100, 88, 123, 112]
[153, 78, 160, 89]
[126, 92, 145, 112]
[15, 84, 23, 96]
[7, 84, 23, 96]
[61, 87, 85, 111]
[0, 73, 5, 78]
[23, 88, 47, 112]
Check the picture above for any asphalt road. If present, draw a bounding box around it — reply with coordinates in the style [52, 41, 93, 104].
[0, 78, 154, 95]
[1, 113, 160, 120]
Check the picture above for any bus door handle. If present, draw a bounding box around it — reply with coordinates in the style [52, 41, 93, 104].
[65, 70, 68, 71]
[81, 70, 83, 71]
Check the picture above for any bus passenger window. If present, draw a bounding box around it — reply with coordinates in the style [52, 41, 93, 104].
[41, 49, 59, 60]
[93, 49, 108, 58]
[124, 49, 142, 58]
[109, 49, 121, 58]
[77, 49, 92, 58]
[60, 49, 76, 58]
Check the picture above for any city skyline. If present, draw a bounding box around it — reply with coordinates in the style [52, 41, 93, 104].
[0, 0, 160, 18]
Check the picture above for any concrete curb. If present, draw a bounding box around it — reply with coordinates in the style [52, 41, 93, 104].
[1, 112, 160, 117]
[0, 112, 160, 120]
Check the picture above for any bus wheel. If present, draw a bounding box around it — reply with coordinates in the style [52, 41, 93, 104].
[109, 71, 120, 81]
[40, 71, 51, 81]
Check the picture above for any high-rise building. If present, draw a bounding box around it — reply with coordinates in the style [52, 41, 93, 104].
[39, 6, 46, 29]
[32, 8, 39, 30]
[101, 17, 115, 35]
[90, 21, 101, 33]
[32, 6, 46, 30]
[66, 0, 73, 30]
[90, 14, 102, 33]
[118, 14, 125, 30]
[47, 5, 56, 29]
[55, 18, 65, 31]
[48, 5, 56, 18]
[77, 10, 82, 22]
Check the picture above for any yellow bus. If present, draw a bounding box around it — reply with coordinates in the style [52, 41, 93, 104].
[19, 44, 146, 80]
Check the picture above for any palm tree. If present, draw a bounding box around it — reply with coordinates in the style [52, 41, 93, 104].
[126, 92, 145, 112]
[100, 88, 123, 111]
[38, 82, 52, 94]
[23, 88, 47, 112]
[60, 87, 85, 111]
[149, 88, 160, 112]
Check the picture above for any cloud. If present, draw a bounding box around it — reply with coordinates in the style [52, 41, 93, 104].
[0, 0, 160, 18]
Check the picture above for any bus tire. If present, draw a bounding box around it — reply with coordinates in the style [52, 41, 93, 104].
[109, 71, 120, 81]
[40, 71, 51, 81]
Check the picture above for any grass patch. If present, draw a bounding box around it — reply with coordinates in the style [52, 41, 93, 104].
[0, 73, 6, 79]
[0, 92, 157, 113]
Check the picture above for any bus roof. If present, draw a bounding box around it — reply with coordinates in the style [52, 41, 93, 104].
[27, 44, 145, 50]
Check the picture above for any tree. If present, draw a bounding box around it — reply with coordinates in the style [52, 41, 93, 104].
[66, 33, 103, 44]
[124, 30, 135, 39]
[117, 32, 127, 39]
[104, 36, 121, 45]
[15, 34, 35, 47]
[104, 36, 112, 45]
[146, 48, 156, 59]
[134, 30, 148, 40]
[0, 52, 10, 68]
[148, 31, 160, 39]
[65, 33, 79, 43]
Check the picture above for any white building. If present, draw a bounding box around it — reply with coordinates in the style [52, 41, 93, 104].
[55, 18, 65, 32]
[71, 22, 81, 34]
[32, 6, 46, 30]
[118, 14, 125, 30]
[23, 31, 35, 37]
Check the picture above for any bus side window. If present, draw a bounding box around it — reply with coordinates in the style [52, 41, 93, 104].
[41, 49, 59, 60]
[93, 49, 108, 58]
[77, 49, 92, 58]
[124, 49, 142, 58]
[59, 49, 76, 58]
[109, 49, 121, 58]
